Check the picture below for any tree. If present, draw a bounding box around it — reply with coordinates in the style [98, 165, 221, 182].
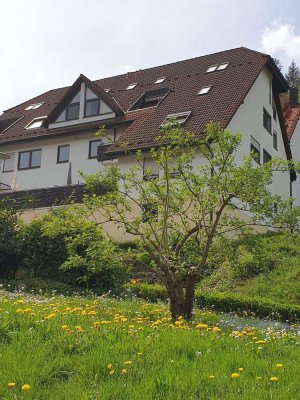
[83, 123, 298, 319]
[285, 60, 300, 87]
[273, 57, 283, 72]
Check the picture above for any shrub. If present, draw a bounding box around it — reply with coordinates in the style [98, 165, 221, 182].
[0, 200, 22, 278]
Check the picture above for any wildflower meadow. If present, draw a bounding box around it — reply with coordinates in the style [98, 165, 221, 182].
[0, 291, 299, 399]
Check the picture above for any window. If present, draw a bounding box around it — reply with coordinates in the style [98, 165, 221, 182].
[142, 204, 158, 223]
[104, 88, 111, 93]
[64, 92, 81, 121]
[126, 83, 137, 90]
[263, 149, 272, 164]
[206, 63, 229, 73]
[85, 87, 100, 117]
[129, 88, 169, 111]
[273, 130, 278, 150]
[273, 107, 277, 121]
[2, 152, 15, 172]
[155, 77, 166, 84]
[217, 62, 229, 70]
[18, 149, 42, 170]
[197, 85, 212, 95]
[206, 65, 218, 73]
[250, 136, 260, 164]
[143, 157, 159, 180]
[57, 145, 70, 163]
[24, 102, 44, 110]
[161, 111, 191, 127]
[89, 140, 102, 159]
[263, 108, 272, 133]
[25, 117, 46, 129]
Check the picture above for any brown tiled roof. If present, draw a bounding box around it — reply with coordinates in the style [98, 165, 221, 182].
[280, 95, 300, 140]
[0, 47, 289, 155]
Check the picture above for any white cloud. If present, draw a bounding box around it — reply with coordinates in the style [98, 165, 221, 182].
[260, 22, 300, 68]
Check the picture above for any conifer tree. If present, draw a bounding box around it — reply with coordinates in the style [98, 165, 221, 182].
[285, 60, 300, 87]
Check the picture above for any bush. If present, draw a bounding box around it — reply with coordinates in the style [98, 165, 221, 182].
[0, 200, 23, 278]
[125, 283, 300, 323]
[20, 206, 129, 291]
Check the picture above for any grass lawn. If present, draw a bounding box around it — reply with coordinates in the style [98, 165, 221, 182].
[0, 291, 299, 400]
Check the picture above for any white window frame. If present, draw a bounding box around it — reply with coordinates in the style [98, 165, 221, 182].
[25, 116, 47, 130]
[24, 102, 44, 110]
[154, 77, 166, 84]
[161, 111, 191, 127]
[126, 83, 137, 90]
[197, 86, 212, 95]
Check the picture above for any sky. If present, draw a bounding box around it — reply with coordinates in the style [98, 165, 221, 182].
[1, 0, 300, 113]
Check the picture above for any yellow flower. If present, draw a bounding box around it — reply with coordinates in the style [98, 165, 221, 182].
[238, 368, 244, 372]
[124, 361, 132, 366]
[121, 369, 127, 374]
[61, 324, 68, 330]
[255, 340, 267, 344]
[195, 323, 208, 330]
[212, 326, 221, 333]
[7, 382, 16, 388]
[137, 352, 143, 356]
[109, 369, 115, 375]
[276, 363, 283, 368]
[231, 373, 240, 379]
[22, 384, 31, 391]
[107, 364, 113, 370]
[269, 376, 279, 383]
[208, 375, 215, 380]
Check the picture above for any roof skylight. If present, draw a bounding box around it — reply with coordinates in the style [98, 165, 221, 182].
[217, 62, 229, 70]
[161, 111, 191, 127]
[154, 77, 166, 84]
[197, 86, 212, 95]
[25, 102, 44, 110]
[25, 117, 46, 130]
[104, 88, 111, 93]
[129, 88, 170, 111]
[206, 63, 229, 73]
[126, 83, 137, 90]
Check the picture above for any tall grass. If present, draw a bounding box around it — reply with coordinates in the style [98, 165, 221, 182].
[0, 291, 299, 399]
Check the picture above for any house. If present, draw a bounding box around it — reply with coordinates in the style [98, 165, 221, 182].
[281, 88, 300, 205]
[0, 47, 295, 236]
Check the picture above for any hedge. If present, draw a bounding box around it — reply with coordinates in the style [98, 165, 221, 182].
[124, 283, 300, 323]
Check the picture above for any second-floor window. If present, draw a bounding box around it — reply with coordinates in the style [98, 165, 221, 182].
[250, 136, 260, 164]
[263, 149, 272, 164]
[263, 108, 271, 133]
[57, 145, 70, 163]
[89, 140, 102, 159]
[2, 152, 15, 172]
[273, 130, 278, 150]
[18, 149, 42, 170]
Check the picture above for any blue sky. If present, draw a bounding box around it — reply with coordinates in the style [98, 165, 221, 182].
[1, 0, 300, 112]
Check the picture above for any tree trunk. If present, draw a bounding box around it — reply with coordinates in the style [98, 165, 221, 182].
[183, 276, 197, 320]
[167, 277, 185, 318]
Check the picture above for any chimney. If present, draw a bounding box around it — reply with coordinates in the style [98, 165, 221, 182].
[290, 87, 298, 108]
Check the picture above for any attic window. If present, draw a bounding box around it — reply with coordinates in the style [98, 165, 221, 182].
[161, 111, 191, 127]
[206, 62, 229, 73]
[126, 83, 137, 90]
[25, 102, 44, 110]
[197, 86, 212, 95]
[25, 117, 46, 129]
[155, 77, 166, 84]
[104, 88, 111, 93]
[129, 88, 170, 111]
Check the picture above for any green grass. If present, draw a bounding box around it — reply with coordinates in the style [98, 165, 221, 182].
[0, 291, 299, 399]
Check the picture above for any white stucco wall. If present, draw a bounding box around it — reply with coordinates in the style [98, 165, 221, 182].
[0, 128, 119, 190]
[227, 66, 290, 200]
[290, 120, 300, 205]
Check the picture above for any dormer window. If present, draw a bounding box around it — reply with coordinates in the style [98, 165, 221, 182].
[85, 87, 100, 117]
[197, 86, 212, 95]
[25, 102, 44, 110]
[161, 111, 191, 127]
[66, 92, 80, 121]
[126, 83, 137, 90]
[25, 117, 46, 129]
[206, 62, 229, 73]
[155, 77, 166, 84]
[129, 88, 170, 111]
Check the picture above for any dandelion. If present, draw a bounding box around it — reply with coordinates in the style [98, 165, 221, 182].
[269, 376, 279, 383]
[124, 361, 132, 366]
[121, 369, 127, 374]
[61, 324, 68, 330]
[137, 352, 143, 356]
[276, 363, 283, 368]
[109, 369, 115, 375]
[255, 340, 267, 344]
[238, 368, 244, 372]
[7, 382, 16, 388]
[208, 375, 215, 380]
[231, 373, 240, 379]
[107, 364, 113, 369]
[22, 384, 31, 391]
